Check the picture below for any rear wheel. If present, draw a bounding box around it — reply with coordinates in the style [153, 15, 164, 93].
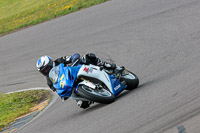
[120, 70, 139, 90]
[77, 84, 115, 104]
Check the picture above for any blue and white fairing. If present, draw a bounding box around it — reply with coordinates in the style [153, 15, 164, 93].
[49, 64, 125, 99]
[49, 63, 81, 98]
[76, 65, 125, 96]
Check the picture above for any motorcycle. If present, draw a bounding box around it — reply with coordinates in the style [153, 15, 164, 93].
[49, 61, 139, 104]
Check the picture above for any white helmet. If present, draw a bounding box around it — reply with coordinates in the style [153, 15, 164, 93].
[36, 55, 53, 76]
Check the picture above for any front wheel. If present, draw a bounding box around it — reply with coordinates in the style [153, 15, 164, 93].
[77, 84, 115, 104]
[120, 70, 139, 90]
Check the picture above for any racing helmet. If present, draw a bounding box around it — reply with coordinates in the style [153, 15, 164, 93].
[36, 55, 53, 76]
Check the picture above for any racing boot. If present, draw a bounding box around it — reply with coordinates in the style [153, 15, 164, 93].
[76, 100, 93, 109]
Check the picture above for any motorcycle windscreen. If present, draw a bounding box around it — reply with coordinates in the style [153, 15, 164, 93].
[49, 66, 59, 84]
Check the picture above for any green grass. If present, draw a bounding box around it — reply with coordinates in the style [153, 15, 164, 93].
[0, 0, 107, 36]
[0, 90, 52, 131]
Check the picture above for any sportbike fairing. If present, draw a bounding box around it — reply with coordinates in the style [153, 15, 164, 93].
[49, 63, 81, 98]
[109, 75, 124, 96]
[49, 64, 125, 99]
[77, 65, 125, 96]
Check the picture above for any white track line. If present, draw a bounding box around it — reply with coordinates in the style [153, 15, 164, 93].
[4, 87, 59, 133]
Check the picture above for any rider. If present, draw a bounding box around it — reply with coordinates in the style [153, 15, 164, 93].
[36, 53, 116, 109]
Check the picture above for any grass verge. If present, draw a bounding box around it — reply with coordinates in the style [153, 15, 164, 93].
[0, 0, 108, 36]
[0, 90, 52, 131]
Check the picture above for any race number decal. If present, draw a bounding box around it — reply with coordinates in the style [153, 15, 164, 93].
[59, 74, 67, 88]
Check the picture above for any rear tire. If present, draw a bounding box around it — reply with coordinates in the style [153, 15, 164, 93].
[77, 84, 115, 104]
[120, 70, 139, 90]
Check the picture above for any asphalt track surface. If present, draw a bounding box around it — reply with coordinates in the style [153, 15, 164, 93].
[1, 0, 200, 132]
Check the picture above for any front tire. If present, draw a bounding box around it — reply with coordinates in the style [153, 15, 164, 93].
[77, 84, 115, 104]
[120, 70, 139, 90]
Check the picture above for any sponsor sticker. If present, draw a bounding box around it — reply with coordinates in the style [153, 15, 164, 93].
[114, 84, 121, 91]
[83, 67, 93, 73]
[83, 67, 89, 72]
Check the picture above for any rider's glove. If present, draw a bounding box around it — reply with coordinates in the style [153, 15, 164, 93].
[62, 56, 71, 63]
